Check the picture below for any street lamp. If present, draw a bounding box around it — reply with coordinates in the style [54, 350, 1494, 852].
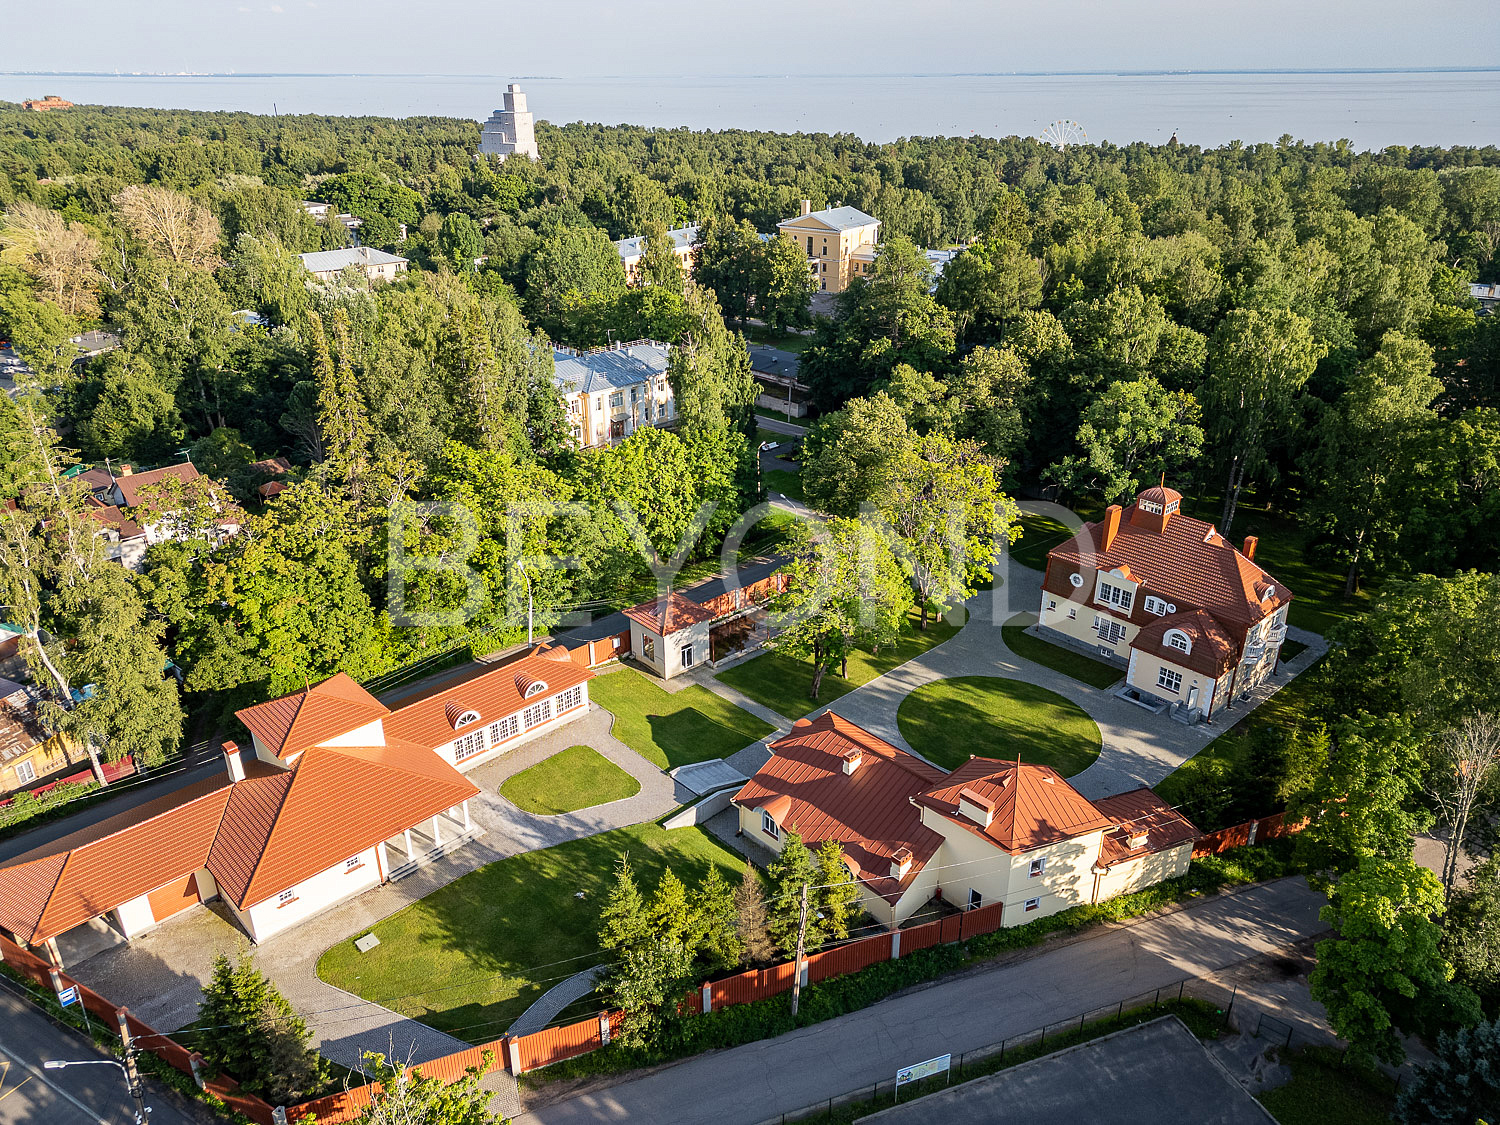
[44, 1057, 150, 1122]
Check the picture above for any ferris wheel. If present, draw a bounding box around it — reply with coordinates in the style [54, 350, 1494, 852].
[1039, 120, 1088, 150]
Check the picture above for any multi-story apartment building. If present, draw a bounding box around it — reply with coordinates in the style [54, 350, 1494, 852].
[614, 225, 699, 286]
[553, 340, 676, 448]
[776, 201, 880, 293]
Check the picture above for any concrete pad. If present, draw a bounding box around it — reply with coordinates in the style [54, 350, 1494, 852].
[861, 1017, 1276, 1125]
[669, 759, 747, 797]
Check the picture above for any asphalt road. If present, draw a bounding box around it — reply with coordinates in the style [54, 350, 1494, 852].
[515, 877, 1327, 1125]
[0, 987, 199, 1125]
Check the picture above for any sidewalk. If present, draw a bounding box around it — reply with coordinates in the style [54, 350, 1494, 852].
[514, 877, 1330, 1125]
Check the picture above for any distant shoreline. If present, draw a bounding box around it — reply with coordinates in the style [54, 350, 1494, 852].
[3, 66, 1499, 80]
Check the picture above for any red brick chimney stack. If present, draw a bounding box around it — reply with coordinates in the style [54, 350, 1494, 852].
[1100, 505, 1123, 552]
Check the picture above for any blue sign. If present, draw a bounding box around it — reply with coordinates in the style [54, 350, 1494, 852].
[895, 1053, 950, 1087]
[57, 986, 79, 1008]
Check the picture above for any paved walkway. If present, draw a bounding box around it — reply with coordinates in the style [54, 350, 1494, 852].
[695, 553, 1326, 799]
[508, 966, 606, 1039]
[514, 877, 1329, 1125]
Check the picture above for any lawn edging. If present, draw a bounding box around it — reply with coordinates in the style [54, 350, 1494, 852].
[520, 839, 1300, 1099]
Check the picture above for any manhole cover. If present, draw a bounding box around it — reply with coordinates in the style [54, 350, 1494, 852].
[354, 933, 380, 953]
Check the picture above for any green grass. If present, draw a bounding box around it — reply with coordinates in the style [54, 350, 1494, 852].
[1258, 1046, 1396, 1125]
[897, 675, 1102, 776]
[1008, 513, 1077, 572]
[762, 468, 804, 503]
[715, 607, 966, 720]
[316, 823, 745, 1042]
[744, 329, 813, 354]
[499, 746, 641, 815]
[1001, 618, 1122, 689]
[589, 668, 774, 769]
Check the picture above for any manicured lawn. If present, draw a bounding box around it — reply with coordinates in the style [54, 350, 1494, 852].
[1257, 1047, 1396, 1125]
[1001, 617, 1121, 689]
[897, 676, 1102, 776]
[589, 668, 774, 769]
[1008, 513, 1076, 572]
[715, 607, 966, 720]
[762, 468, 805, 503]
[499, 746, 640, 815]
[745, 329, 812, 354]
[316, 824, 745, 1042]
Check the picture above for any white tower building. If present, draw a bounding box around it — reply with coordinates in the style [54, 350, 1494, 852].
[478, 84, 539, 161]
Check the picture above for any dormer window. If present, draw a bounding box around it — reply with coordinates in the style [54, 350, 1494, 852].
[1165, 500, 1179, 514]
[454, 709, 481, 727]
[1097, 581, 1134, 613]
[1138, 499, 1163, 515]
[1261, 585, 1276, 601]
[1165, 628, 1192, 654]
[1144, 595, 1175, 616]
[525, 681, 548, 697]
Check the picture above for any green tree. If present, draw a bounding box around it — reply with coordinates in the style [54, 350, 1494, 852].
[635, 218, 685, 294]
[757, 234, 817, 332]
[691, 218, 762, 322]
[1443, 856, 1500, 1012]
[600, 853, 649, 954]
[1301, 331, 1443, 594]
[1294, 716, 1430, 888]
[523, 224, 626, 334]
[693, 864, 742, 972]
[799, 237, 956, 408]
[1394, 1017, 1500, 1125]
[934, 236, 1044, 344]
[1310, 857, 1480, 1066]
[882, 434, 1019, 628]
[814, 840, 860, 946]
[733, 861, 775, 966]
[196, 953, 329, 1105]
[436, 212, 484, 273]
[800, 392, 910, 517]
[1046, 377, 1204, 505]
[948, 345, 1034, 465]
[764, 828, 818, 954]
[353, 1050, 499, 1125]
[310, 308, 375, 504]
[649, 868, 695, 952]
[1203, 307, 1324, 532]
[220, 185, 321, 253]
[769, 517, 912, 698]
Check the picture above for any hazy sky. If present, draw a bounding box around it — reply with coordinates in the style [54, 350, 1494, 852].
[6, 0, 1492, 76]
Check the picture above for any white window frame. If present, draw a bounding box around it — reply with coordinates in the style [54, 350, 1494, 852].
[1028, 857, 1046, 879]
[454, 731, 485, 761]
[966, 888, 983, 911]
[1165, 629, 1192, 654]
[681, 644, 694, 669]
[1144, 595, 1170, 616]
[488, 715, 519, 746]
[14, 759, 36, 785]
[278, 888, 296, 906]
[1157, 667, 1183, 693]
[555, 685, 583, 714]
[345, 855, 362, 871]
[1097, 581, 1134, 613]
[762, 810, 779, 839]
[522, 699, 553, 729]
[1094, 616, 1126, 645]
[1024, 897, 1041, 912]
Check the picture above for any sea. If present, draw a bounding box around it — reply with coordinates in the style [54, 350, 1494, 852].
[1, 70, 1497, 150]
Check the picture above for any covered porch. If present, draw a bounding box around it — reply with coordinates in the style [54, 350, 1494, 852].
[381, 800, 480, 881]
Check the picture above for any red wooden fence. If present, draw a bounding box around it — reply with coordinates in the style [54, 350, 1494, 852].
[1193, 811, 1306, 857]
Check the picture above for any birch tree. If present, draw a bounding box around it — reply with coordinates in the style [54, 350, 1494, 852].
[1428, 713, 1500, 902]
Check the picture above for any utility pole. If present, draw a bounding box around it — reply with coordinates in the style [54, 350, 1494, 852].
[790, 882, 809, 1018]
[116, 1007, 149, 1124]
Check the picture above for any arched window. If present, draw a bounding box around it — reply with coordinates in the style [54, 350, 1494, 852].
[1164, 629, 1192, 654]
[454, 709, 481, 727]
[524, 681, 549, 698]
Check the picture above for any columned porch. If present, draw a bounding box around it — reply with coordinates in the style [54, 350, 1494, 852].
[381, 800, 479, 881]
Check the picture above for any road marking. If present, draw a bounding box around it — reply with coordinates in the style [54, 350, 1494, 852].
[0, 1039, 109, 1124]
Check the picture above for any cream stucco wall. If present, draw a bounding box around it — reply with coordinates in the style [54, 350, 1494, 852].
[631, 618, 713, 680]
[1125, 650, 1220, 717]
[239, 844, 383, 943]
[1037, 593, 1138, 664]
[428, 686, 590, 771]
[114, 894, 156, 938]
[776, 217, 878, 293]
[1092, 841, 1193, 903]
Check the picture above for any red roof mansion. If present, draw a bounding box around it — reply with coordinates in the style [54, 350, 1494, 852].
[1038, 485, 1293, 721]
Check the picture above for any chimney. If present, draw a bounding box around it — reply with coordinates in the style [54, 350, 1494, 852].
[841, 747, 863, 775]
[222, 740, 246, 783]
[1100, 504, 1123, 552]
[800, 199, 811, 217]
[1128, 830, 1149, 849]
[1242, 535, 1258, 562]
[957, 787, 995, 828]
[890, 847, 913, 879]
[118, 464, 134, 477]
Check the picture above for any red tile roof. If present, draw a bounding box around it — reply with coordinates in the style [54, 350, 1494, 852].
[915, 758, 1115, 854]
[1044, 489, 1291, 631]
[207, 739, 478, 908]
[84, 502, 144, 541]
[114, 463, 200, 508]
[623, 591, 719, 635]
[382, 654, 593, 750]
[0, 686, 48, 767]
[0, 735, 479, 940]
[1129, 610, 1237, 677]
[1092, 788, 1199, 868]
[235, 673, 390, 759]
[733, 713, 946, 905]
[250, 457, 293, 476]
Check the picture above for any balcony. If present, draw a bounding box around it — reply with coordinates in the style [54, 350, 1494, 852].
[1241, 641, 1266, 665]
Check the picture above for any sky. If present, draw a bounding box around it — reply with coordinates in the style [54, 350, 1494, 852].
[5, 0, 1491, 76]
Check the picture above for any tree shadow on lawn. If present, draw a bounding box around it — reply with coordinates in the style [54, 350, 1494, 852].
[646, 707, 769, 768]
[322, 826, 744, 1043]
[897, 677, 1102, 776]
